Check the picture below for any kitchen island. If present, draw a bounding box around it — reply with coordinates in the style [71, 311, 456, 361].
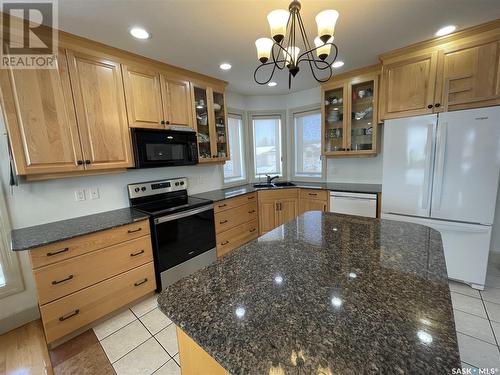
[158, 212, 460, 374]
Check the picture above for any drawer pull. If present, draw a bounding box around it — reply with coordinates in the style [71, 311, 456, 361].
[220, 219, 228, 224]
[221, 240, 229, 245]
[247, 196, 255, 200]
[248, 210, 256, 214]
[218, 204, 227, 208]
[59, 309, 80, 322]
[52, 275, 74, 285]
[46, 247, 69, 257]
[249, 228, 257, 232]
[308, 193, 318, 196]
[134, 278, 148, 287]
[127, 228, 142, 234]
[130, 249, 145, 257]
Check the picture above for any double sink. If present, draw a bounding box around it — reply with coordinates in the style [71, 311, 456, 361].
[253, 181, 296, 189]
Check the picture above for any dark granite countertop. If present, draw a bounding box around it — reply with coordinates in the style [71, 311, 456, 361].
[192, 182, 382, 202]
[11, 208, 150, 251]
[158, 212, 459, 374]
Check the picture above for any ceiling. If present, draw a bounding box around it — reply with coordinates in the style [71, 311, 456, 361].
[57, 0, 500, 96]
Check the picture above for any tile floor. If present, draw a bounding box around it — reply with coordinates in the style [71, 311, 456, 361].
[90, 263, 500, 374]
[451, 262, 500, 370]
[92, 294, 180, 375]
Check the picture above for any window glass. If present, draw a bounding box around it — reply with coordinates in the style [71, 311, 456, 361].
[252, 116, 282, 177]
[294, 111, 322, 177]
[223, 115, 246, 183]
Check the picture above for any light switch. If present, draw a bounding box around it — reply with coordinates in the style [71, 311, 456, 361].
[88, 187, 100, 200]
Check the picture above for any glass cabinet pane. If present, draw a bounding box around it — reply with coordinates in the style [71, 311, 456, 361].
[213, 91, 228, 159]
[194, 86, 212, 160]
[324, 87, 345, 152]
[350, 81, 375, 152]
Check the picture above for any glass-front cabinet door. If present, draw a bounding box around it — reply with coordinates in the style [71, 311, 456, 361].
[212, 90, 229, 160]
[323, 85, 347, 153]
[349, 80, 376, 153]
[322, 68, 380, 157]
[193, 86, 213, 161]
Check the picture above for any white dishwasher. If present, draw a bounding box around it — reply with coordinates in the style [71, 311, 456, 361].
[329, 192, 378, 218]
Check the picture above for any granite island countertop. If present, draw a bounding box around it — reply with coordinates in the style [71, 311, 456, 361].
[191, 181, 381, 202]
[11, 208, 150, 251]
[158, 212, 460, 374]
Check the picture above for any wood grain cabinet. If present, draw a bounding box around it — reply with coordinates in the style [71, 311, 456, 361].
[29, 220, 155, 344]
[258, 189, 299, 235]
[321, 65, 381, 157]
[122, 64, 193, 129]
[299, 189, 329, 214]
[192, 84, 230, 163]
[379, 24, 500, 120]
[214, 193, 258, 257]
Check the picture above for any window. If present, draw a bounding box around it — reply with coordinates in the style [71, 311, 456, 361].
[252, 116, 283, 177]
[293, 110, 323, 178]
[223, 114, 246, 184]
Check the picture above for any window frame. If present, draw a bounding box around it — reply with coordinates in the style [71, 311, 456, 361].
[223, 109, 249, 187]
[0, 185, 24, 299]
[248, 110, 287, 182]
[289, 105, 326, 181]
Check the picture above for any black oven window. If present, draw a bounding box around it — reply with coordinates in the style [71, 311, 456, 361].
[146, 143, 186, 161]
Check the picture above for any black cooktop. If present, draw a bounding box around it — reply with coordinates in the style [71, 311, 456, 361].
[133, 195, 213, 217]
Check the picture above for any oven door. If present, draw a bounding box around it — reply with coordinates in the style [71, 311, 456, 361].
[152, 205, 216, 272]
[132, 129, 198, 168]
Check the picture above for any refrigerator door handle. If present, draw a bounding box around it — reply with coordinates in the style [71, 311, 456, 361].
[432, 122, 448, 211]
[421, 123, 435, 210]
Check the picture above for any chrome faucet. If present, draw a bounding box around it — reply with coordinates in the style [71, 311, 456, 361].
[266, 174, 280, 184]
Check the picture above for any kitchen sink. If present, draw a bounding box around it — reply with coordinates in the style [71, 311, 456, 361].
[253, 183, 274, 188]
[272, 182, 296, 187]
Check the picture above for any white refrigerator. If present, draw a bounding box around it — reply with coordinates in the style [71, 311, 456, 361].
[382, 106, 500, 290]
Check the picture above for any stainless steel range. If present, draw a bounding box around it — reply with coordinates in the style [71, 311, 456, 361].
[128, 178, 216, 290]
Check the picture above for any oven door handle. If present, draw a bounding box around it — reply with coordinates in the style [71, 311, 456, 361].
[154, 204, 214, 225]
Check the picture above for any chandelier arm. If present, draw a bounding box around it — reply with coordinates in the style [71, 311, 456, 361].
[297, 42, 338, 69]
[253, 61, 279, 85]
[298, 57, 333, 82]
[272, 42, 291, 70]
[295, 13, 321, 69]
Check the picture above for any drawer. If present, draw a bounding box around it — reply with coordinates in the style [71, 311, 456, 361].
[215, 202, 257, 234]
[29, 220, 150, 269]
[257, 189, 298, 201]
[213, 193, 257, 213]
[34, 235, 153, 305]
[217, 219, 259, 258]
[40, 262, 156, 343]
[300, 189, 328, 201]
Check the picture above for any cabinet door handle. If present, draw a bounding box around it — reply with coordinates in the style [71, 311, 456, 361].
[218, 204, 227, 208]
[59, 309, 80, 322]
[247, 196, 255, 200]
[128, 228, 142, 234]
[435, 103, 441, 108]
[85, 160, 91, 165]
[219, 219, 228, 224]
[161, 120, 166, 125]
[52, 274, 74, 285]
[77, 160, 84, 165]
[324, 205, 327, 211]
[130, 249, 145, 257]
[427, 104, 434, 109]
[134, 278, 148, 287]
[248, 210, 256, 213]
[46, 247, 69, 257]
[308, 193, 317, 196]
[221, 240, 229, 245]
[249, 228, 256, 233]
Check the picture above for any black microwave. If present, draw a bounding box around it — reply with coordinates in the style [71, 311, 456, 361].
[131, 128, 199, 168]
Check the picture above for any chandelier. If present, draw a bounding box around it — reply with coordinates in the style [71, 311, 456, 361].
[254, 0, 340, 89]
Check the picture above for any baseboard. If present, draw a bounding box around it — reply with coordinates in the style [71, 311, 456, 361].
[0, 305, 40, 335]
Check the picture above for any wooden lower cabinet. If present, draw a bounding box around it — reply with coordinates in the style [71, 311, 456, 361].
[257, 189, 299, 235]
[29, 220, 156, 344]
[215, 193, 259, 257]
[299, 189, 329, 215]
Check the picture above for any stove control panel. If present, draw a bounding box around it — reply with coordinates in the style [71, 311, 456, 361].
[128, 178, 187, 199]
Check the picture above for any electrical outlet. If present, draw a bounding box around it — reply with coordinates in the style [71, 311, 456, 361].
[88, 187, 100, 200]
[74, 189, 86, 201]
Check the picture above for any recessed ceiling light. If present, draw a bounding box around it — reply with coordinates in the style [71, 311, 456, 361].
[268, 81, 277, 87]
[219, 63, 232, 70]
[332, 61, 344, 68]
[435, 25, 456, 37]
[129, 27, 150, 40]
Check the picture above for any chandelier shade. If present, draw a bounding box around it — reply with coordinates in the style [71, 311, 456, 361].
[254, 0, 340, 89]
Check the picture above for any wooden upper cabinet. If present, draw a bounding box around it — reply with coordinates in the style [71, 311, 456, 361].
[161, 76, 192, 127]
[380, 51, 438, 120]
[436, 39, 500, 112]
[0, 49, 84, 175]
[66, 50, 134, 170]
[122, 65, 164, 129]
